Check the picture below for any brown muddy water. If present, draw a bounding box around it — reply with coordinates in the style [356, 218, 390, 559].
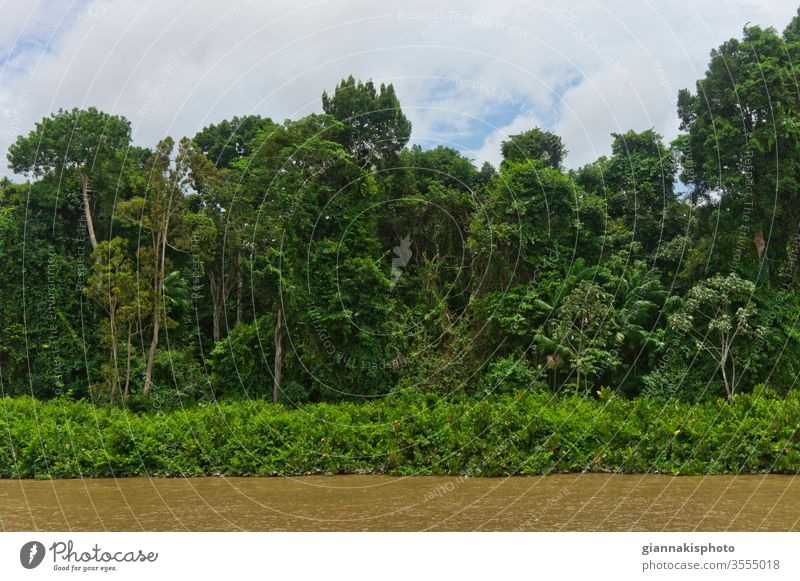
[1, 474, 798, 531]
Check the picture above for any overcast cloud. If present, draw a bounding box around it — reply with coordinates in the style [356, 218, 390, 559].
[0, 0, 797, 177]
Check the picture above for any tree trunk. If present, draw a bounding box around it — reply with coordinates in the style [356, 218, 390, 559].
[143, 229, 168, 396]
[212, 299, 221, 342]
[123, 322, 133, 401]
[273, 307, 282, 404]
[109, 346, 119, 403]
[80, 174, 98, 250]
[109, 305, 120, 403]
[236, 251, 244, 326]
[576, 334, 583, 394]
[143, 311, 159, 396]
[209, 274, 221, 341]
[720, 349, 733, 405]
[209, 272, 233, 341]
[755, 228, 765, 264]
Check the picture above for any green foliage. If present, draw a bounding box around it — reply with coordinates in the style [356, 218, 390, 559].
[469, 158, 577, 286]
[668, 273, 764, 402]
[0, 183, 86, 397]
[501, 128, 567, 169]
[478, 356, 543, 395]
[210, 314, 282, 400]
[549, 280, 620, 392]
[86, 238, 150, 401]
[677, 18, 800, 278]
[193, 114, 271, 168]
[149, 347, 211, 404]
[6, 107, 142, 247]
[3, 12, 800, 440]
[322, 75, 411, 167]
[1, 392, 797, 478]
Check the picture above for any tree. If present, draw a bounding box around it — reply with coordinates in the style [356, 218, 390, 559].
[193, 115, 270, 169]
[668, 273, 764, 403]
[239, 114, 396, 401]
[7, 107, 133, 250]
[676, 19, 800, 278]
[469, 157, 577, 289]
[117, 137, 192, 396]
[383, 145, 479, 319]
[606, 260, 666, 390]
[549, 280, 619, 393]
[86, 238, 151, 401]
[182, 138, 245, 340]
[322, 75, 411, 167]
[0, 181, 86, 397]
[501, 128, 567, 169]
[604, 129, 680, 257]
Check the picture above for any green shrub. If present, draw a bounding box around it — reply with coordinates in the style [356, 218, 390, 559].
[0, 391, 797, 478]
[477, 355, 542, 395]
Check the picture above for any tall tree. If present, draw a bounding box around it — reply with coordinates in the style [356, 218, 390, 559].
[669, 273, 764, 403]
[549, 280, 619, 393]
[501, 128, 567, 169]
[182, 138, 244, 340]
[117, 137, 192, 395]
[322, 75, 411, 167]
[193, 115, 270, 169]
[604, 129, 680, 257]
[676, 19, 800, 278]
[469, 156, 577, 290]
[85, 237, 150, 401]
[7, 107, 133, 250]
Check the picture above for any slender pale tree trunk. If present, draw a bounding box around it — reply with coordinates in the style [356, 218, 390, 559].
[720, 346, 733, 405]
[123, 322, 133, 401]
[273, 308, 282, 404]
[109, 304, 121, 402]
[144, 307, 159, 396]
[80, 174, 98, 250]
[109, 347, 119, 403]
[143, 227, 168, 396]
[576, 333, 583, 394]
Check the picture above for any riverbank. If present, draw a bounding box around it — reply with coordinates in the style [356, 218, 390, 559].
[1, 391, 798, 478]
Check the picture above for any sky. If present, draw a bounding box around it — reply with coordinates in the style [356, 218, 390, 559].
[0, 0, 797, 178]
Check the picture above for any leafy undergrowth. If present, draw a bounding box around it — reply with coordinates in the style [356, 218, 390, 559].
[1, 390, 798, 478]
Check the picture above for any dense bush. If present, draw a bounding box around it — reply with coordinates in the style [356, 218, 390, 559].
[1, 391, 797, 479]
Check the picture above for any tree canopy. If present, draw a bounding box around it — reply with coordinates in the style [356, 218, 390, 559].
[3, 13, 800, 409]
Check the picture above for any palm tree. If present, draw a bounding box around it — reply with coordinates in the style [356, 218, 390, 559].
[162, 270, 191, 316]
[611, 261, 666, 385]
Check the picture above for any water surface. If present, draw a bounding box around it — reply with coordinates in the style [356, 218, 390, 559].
[1, 474, 797, 531]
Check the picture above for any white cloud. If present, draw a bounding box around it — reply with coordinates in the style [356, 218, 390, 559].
[0, 0, 797, 177]
[472, 112, 543, 168]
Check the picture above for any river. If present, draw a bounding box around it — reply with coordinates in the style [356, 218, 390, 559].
[1, 474, 797, 531]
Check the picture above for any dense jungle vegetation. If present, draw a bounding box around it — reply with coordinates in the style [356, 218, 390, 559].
[3, 390, 798, 478]
[2, 14, 800, 423]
